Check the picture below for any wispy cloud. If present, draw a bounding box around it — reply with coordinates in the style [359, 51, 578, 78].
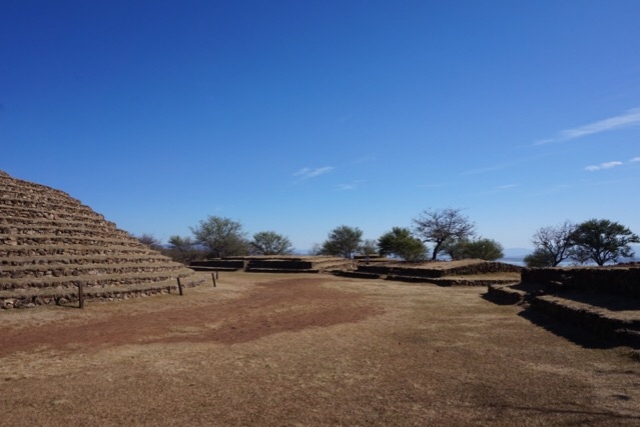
[293, 166, 334, 180]
[475, 184, 518, 196]
[585, 161, 623, 172]
[336, 180, 365, 191]
[337, 184, 356, 191]
[460, 165, 507, 176]
[631, 157, 640, 163]
[495, 184, 518, 190]
[535, 108, 640, 145]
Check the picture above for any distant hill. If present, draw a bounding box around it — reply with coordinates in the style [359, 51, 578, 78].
[502, 248, 533, 258]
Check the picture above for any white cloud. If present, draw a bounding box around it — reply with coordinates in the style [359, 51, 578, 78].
[336, 184, 356, 191]
[535, 107, 640, 145]
[460, 165, 506, 176]
[293, 166, 334, 179]
[336, 180, 365, 191]
[474, 184, 518, 196]
[584, 161, 623, 172]
[495, 184, 518, 190]
[631, 157, 640, 163]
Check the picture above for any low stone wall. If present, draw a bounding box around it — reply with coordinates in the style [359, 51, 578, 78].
[190, 260, 246, 269]
[247, 260, 315, 270]
[189, 257, 352, 273]
[485, 284, 526, 305]
[358, 261, 522, 278]
[529, 295, 640, 341]
[1, 277, 207, 309]
[522, 267, 640, 298]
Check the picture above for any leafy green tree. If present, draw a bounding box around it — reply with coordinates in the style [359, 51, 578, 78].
[377, 227, 428, 262]
[530, 220, 576, 267]
[570, 219, 639, 266]
[168, 235, 193, 251]
[463, 238, 503, 261]
[250, 231, 293, 255]
[524, 248, 556, 268]
[319, 225, 363, 258]
[442, 238, 503, 261]
[190, 216, 250, 258]
[413, 208, 476, 260]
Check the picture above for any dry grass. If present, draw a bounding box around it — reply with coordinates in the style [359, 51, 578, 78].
[1, 272, 639, 426]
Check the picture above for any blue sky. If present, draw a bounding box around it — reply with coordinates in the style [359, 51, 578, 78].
[2, 0, 639, 252]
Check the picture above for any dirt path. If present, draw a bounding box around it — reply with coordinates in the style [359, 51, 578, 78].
[1, 273, 639, 426]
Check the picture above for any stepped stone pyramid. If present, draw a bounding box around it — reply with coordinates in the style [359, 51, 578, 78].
[0, 170, 204, 308]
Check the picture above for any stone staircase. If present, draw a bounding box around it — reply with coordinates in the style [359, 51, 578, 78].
[0, 170, 205, 309]
[486, 266, 640, 348]
[335, 259, 522, 285]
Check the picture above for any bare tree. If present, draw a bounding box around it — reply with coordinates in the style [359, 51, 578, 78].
[308, 243, 322, 256]
[166, 235, 201, 264]
[359, 239, 378, 256]
[530, 220, 576, 267]
[413, 208, 475, 260]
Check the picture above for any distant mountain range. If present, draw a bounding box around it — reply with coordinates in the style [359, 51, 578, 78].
[502, 248, 534, 258]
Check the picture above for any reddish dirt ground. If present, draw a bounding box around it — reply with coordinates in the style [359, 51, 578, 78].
[1, 272, 640, 426]
[0, 277, 380, 355]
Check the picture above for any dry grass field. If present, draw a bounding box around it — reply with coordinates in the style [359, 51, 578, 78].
[1, 272, 639, 426]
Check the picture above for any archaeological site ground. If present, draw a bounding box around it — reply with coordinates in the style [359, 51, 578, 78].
[2, 170, 640, 425]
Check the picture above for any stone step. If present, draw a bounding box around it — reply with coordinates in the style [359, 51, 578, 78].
[0, 179, 75, 200]
[1, 253, 171, 267]
[529, 293, 640, 340]
[485, 283, 528, 304]
[1, 262, 185, 281]
[0, 275, 208, 309]
[0, 215, 120, 231]
[0, 244, 152, 258]
[0, 215, 126, 237]
[0, 234, 147, 249]
[0, 224, 134, 240]
[1, 187, 82, 204]
[189, 266, 239, 272]
[418, 278, 519, 287]
[1, 268, 195, 291]
[0, 207, 114, 227]
[245, 268, 319, 274]
[332, 270, 381, 279]
[0, 197, 96, 217]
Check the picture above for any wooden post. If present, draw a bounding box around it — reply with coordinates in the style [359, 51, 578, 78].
[78, 283, 84, 309]
[177, 277, 184, 296]
[211, 272, 217, 287]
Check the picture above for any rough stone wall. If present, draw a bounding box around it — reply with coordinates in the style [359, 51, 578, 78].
[521, 267, 640, 298]
[190, 256, 353, 273]
[358, 261, 522, 278]
[190, 260, 247, 269]
[0, 171, 204, 308]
